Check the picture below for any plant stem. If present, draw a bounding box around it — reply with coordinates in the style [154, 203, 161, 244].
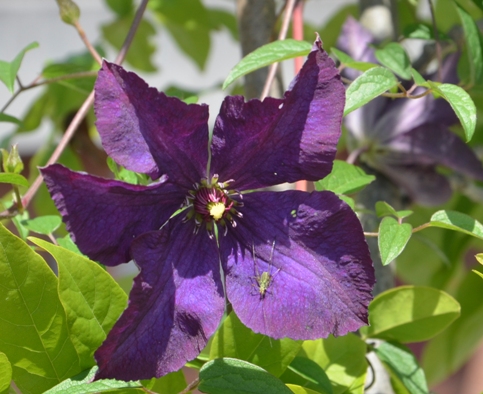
[178, 378, 200, 394]
[428, 0, 442, 81]
[74, 20, 102, 65]
[260, 0, 298, 100]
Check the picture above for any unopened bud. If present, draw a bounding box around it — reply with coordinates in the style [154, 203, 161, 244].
[56, 0, 80, 25]
[1, 145, 24, 174]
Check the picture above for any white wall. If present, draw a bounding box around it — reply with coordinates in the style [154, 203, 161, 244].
[0, 0, 354, 151]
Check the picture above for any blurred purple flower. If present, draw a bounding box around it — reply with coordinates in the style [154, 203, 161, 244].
[41, 38, 374, 381]
[339, 17, 483, 206]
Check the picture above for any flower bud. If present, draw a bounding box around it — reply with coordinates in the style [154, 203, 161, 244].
[56, 0, 80, 25]
[1, 145, 24, 174]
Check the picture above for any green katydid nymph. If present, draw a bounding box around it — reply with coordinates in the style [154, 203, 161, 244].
[251, 241, 280, 299]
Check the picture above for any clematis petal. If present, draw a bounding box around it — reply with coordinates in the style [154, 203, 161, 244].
[95, 220, 224, 381]
[386, 125, 483, 181]
[373, 163, 452, 206]
[337, 16, 377, 79]
[223, 190, 374, 339]
[210, 37, 345, 190]
[41, 164, 184, 266]
[95, 61, 209, 186]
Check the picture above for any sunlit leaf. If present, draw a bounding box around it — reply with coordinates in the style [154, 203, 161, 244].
[223, 39, 311, 89]
[285, 357, 333, 394]
[199, 358, 293, 394]
[287, 384, 327, 394]
[456, 4, 483, 84]
[300, 334, 367, 394]
[427, 82, 476, 142]
[430, 210, 483, 240]
[43, 366, 143, 393]
[374, 341, 428, 394]
[0, 224, 80, 393]
[141, 370, 187, 393]
[0, 42, 39, 93]
[210, 312, 302, 377]
[375, 42, 412, 80]
[344, 67, 398, 115]
[361, 286, 460, 343]
[29, 238, 128, 370]
[314, 160, 375, 195]
[378, 217, 412, 266]
[375, 201, 413, 220]
[21, 215, 62, 235]
[331, 48, 378, 72]
[0, 172, 28, 187]
[422, 267, 483, 384]
[0, 352, 12, 392]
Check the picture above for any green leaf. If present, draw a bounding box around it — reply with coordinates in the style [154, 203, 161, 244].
[0, 173, 28, 187]
[474, 254, 483, 279]
[198, 358, 293, 394]
[374, 341, 428, 394]
[210, 312, 302, 377]
[403, 23, 433, 39]
[344, 67, 398, 115]
[44, 366, 143, 393]
[378, 217, 413, 266]
[314, 160, 375, 195]
[375, 42, 412, 80]
[57, 234, 83, 255]
[102, 17, 156, 72]
[0, 113, 22, 126]
[21, 215, 62, 235]
[141, 370, 186, 393]
[105, 0, 133, 17]
[427, 82, 476, 142]
[360, 286, 461, 343]
[0, 42, 39, 93]
[223, 39, 311, 89]
[286, 357, 332, 394]
[422, 266, 483, 384]
[375, 201, 413, 220]
[286, 385, 326, 394]
[410, 68, 428, 87]
[301, 334, 367, 394]
[0, 353, 12, 392]
[150, 0, 213, 70]
[469, 0, 483, 12]
[456, 4, 483, 84]
[429, 210, 483, 240]
[29, 238, 128, 370]
[0, 224, 80, 393]
[208, 8, 239, 41]
[331, 48, 378, 72]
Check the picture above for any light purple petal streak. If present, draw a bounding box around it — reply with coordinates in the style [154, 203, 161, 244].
[224, 191, 374, 339]
[210, 37, 345, 190]
[95, 221, 224, 380]
[41, 164, 184, 266]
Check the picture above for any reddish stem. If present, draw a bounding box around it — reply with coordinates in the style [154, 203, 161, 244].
[292, 0, 307, 192]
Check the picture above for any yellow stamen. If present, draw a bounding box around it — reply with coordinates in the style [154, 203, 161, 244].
[208, 202, 226, 220]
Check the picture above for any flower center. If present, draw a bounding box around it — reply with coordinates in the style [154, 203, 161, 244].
[183, 175, 243, 236]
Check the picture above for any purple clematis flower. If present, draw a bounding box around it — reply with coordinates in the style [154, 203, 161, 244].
[41, 38, 374, 381]
[338, 17, 483, 206]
